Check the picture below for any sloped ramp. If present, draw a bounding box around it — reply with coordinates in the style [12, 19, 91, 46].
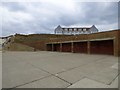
[3, 43, 34, 51]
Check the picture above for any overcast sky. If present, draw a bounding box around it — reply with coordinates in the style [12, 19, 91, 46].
[1, 0, 119, 36]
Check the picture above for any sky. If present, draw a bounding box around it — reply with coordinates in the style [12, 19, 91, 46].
[0, 0, 119, 36]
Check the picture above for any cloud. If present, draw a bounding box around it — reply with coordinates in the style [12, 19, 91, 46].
[81, 2, 118, 24]
[1, 1, 118, 36]
[2, 2, 26, 11]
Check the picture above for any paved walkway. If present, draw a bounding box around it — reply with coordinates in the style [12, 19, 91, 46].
[2, 51, 119, 89]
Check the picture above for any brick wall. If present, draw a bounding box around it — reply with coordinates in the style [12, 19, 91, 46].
[13, 34, 73, 50]
[46, 30, 120, 56]
[12, 30, 120, 56]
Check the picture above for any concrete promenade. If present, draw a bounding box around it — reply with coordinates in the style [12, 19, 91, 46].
[2, 51, 119, 89]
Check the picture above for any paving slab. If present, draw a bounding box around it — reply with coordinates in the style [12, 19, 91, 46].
[57, 55, 118, 84]
[2, 53, 50, 88]
[66, 56, 118, 85]
[68, 76, 118, 88]
[68, 78, 110, 88]
[57, 68, 85, 84]
[111, 63, 118, 70]
[2, 51, 118, 88]
[76, 57, 118, 74]
[23, 52, 108, 74]
[85, 68, 118, 85]
[109, 76, 118, 88]
[17, 75, 70, 88]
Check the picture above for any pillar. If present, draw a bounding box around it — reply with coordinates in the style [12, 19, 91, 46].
[52, 44, 54, 51]
[71, 42, 74, 53]
[113, 38, 118, 56]
[87, 41, 90, 54]
[60, 43, 62, 52]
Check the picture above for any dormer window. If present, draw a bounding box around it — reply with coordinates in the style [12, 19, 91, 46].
[74, 28, 77, 31]
[83, 29, 86, 32]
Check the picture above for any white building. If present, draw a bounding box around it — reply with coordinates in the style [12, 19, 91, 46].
[55, 25, 98, 35]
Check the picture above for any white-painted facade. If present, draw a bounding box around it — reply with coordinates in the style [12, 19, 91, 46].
[55, 25, 98, 35]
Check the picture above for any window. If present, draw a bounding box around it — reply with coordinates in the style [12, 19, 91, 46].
[65, 28, 68, 31]
[74, 28, 77, 31]
[69, 28, 72, 31]
[83, 29, 86, 31]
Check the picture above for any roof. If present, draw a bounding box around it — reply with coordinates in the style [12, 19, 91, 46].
[56, 25, 95, 30]
[62, 27, 91, 29]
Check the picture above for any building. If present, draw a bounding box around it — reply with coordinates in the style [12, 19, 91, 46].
[55, 25, 98, 35]
[47, 30, 120, 56]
